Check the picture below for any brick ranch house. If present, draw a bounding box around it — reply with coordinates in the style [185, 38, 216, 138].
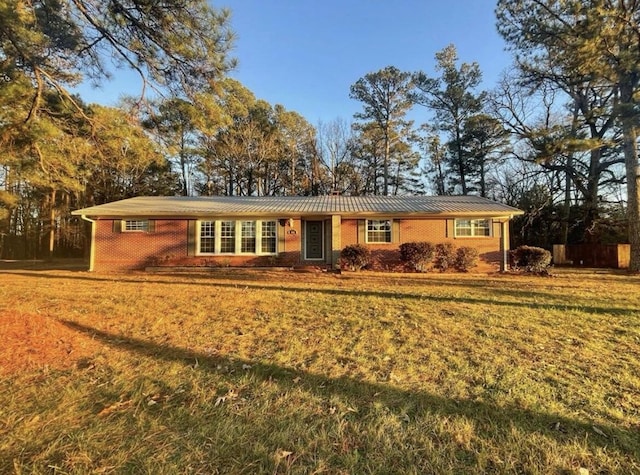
[72, 195, 524, 272]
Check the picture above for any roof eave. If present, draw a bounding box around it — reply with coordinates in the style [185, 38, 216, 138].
[72, 210, 525, 219]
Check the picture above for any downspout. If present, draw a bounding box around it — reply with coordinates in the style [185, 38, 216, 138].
[80, 215, 96, 272]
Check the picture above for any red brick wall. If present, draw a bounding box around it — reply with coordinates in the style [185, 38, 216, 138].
[94, 218, 305, 272]
[94, 217, 505, 272]
[94, 219, 189, 271]
[340, 218, 503, 271]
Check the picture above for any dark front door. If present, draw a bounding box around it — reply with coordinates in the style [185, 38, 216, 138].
[305, 220, 324, 260]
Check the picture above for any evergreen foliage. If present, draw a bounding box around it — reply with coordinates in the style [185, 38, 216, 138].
[496, 0, 640, 270]
[0, 1, 636, 264]
[455, 246, 479, 272]
[399, 241, 435, 272]
[349, 66, 416, 195]
[412, 45, 487, 195]
[433, 242, 457, 272]
[511, 245, 552, 273]
[340, 244, 371, 271]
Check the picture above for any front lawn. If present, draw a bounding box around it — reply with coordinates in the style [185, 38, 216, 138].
[1, 268, 639, 474]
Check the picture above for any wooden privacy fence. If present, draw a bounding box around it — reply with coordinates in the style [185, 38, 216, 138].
[553, 244, 630, 269]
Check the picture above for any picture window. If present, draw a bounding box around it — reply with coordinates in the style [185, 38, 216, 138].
[198, 220, 277, 255]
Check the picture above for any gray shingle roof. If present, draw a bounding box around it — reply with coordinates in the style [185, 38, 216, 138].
[72, 195, 523, 218]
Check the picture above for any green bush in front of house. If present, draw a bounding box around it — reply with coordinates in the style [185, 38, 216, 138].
[455, 246, 479, 272]
[511, 245, 552, 273]
[433, 242, 457, 272]
[340, 244, 371, 271]
[399, 241, 435, 272]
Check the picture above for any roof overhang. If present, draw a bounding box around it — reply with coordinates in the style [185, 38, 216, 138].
[73, 211, 523, 219]
[71, 196, 525, 220]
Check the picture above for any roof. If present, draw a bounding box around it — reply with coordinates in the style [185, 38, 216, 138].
[72, 195, 523, 218]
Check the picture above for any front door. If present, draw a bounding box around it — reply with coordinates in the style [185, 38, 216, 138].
[305, 220, 324, 260]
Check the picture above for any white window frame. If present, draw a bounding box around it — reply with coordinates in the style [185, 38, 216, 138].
[197, 219, 278, 256]
[122, 219, 149, 232]
[219, 220, 236, 254]
[454, 218, 492, 237]
[240, 221, 256, 254]
[199, 220, 216, 253]
[366, 219, 392, 243]
[261, 221, 277, 254]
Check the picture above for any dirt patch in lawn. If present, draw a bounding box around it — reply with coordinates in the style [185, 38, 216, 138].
[0, 312, 101, 376]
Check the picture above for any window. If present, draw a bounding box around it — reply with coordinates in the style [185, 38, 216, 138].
[240, 221, 256, 253]
[198, 220, 277, 255]
[220, 221, 236, 253]
[123, 219, 149, 232]
[200, 221, 215, 253]
[455, 219, 491, 237]
[367, 219, 392, 243]
[261, 221, 277, 253]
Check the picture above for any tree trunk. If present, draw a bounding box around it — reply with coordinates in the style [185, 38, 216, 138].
[479, 158, 486, 198]
[561, 154, 572, 245]
[584, 148, 602, 243]
[290, 154, 296, 196]
[180, 151, 189, 196]
[620, 79, 640, 272]
[562, 100, 580, 245]
[180, 131, 189, 196]
[247, 169, 254, 196]
[622, 117, 640, 272]
[435, 155, 445, 195]
[383, 130, 390, 196]
[49, 189, 56, 259]
[455, 125, 467, 194]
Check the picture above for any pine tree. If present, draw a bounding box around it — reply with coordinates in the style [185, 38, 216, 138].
[497, 0, 640, 271]
[412, 45, 485, 195]
[350, 66, 414, 196]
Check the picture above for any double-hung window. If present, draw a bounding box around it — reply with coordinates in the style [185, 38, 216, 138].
[200, 221, 215, 253]
[219, 221, 236, 253]
[261, 221, 277, 254]
[455, 219, 491, 237]
[198, 220, 277, 255]
[240, 221, 256, 253]
[366, 219, 392, 243]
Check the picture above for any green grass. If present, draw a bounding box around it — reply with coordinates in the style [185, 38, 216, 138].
[1, 268, 639, 474]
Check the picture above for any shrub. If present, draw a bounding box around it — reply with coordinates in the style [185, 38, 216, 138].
[340, 244, 371, 271]
[433, 242, 456, 272]
[455, 246, 479, 272]
[512, 245, 552, 273]
[399, 241, 434, 272]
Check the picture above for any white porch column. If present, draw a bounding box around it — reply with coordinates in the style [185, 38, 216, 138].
[500, 220, 509, 272]
[331, 214, 341, 270]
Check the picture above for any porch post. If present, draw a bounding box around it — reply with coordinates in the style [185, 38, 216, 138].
[331, 214, 341, 270]
[80, 215, 96, 272]
[500, 220, 509, 272]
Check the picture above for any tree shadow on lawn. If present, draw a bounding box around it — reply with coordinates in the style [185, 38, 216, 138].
[0, 259, 87, 271]
[61, 319, 639, 460]
[7, 270, 635, 317]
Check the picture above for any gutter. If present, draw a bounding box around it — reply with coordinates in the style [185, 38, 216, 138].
[71, 211, 524, 220]
[80, 215, 96, 272]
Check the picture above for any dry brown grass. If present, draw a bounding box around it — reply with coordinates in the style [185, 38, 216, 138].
[1, 267, 639, 474]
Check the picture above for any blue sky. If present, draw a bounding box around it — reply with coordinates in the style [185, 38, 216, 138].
[77, 0, 512, 126]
